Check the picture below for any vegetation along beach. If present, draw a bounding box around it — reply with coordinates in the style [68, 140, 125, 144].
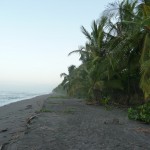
[0, 0, 150, 149]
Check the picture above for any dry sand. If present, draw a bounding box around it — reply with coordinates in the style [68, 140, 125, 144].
[0, 96, 150, 150]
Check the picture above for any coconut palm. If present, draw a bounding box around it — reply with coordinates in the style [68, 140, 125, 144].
[60, 65, 76, 96]
[59, 0, 150, 104]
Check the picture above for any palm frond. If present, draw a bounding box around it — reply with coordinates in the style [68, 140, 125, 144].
[81, 26, 92, 41]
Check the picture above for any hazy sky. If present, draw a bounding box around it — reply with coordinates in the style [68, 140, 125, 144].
[0, 0, 115, 93]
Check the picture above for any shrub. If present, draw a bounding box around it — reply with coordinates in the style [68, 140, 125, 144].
[128, 102, 150, 123]
[101, 96, 110, 105]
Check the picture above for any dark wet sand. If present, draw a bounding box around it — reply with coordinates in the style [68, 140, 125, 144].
[0, 97, 150, 150]
[0, 94, 50, 149]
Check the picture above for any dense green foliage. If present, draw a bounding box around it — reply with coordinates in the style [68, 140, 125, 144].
[128, 102, 150, 123]
[59, 0, 150, 105]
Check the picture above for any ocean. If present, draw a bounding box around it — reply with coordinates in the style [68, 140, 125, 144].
[0, 91, 47, 107]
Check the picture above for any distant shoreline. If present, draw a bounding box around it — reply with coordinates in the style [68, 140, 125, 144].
[0, 92, 51, 108]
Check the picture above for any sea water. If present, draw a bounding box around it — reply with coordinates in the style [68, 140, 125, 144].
[0, 91, 44, 107]
[0, 84, 52, 107]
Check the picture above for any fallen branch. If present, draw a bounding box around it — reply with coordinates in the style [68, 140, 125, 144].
[0, 143, 9, 150]
[0, 128, 8, 133]
[26, 115, 37, 124]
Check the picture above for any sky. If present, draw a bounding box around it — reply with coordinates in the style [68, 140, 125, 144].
[0, 0, 115, 93]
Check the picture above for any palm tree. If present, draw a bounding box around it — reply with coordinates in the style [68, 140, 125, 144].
[104, 0, 150, 101]
[60, 0, 150, 104]
[60, 65, 76, 96]
[68, 18, 109, 101]
[138, 0, 150, 100]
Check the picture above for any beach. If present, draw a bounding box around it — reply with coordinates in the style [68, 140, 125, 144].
[0, 94, 50, 149]
[0, 96, 150, 150]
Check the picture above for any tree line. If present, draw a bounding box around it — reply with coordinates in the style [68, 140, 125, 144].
[55, 0, 150, 106]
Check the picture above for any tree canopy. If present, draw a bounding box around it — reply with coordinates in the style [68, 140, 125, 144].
[59, 0, 150, 105]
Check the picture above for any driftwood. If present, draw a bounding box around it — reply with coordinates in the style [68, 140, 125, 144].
[0, 128, 8, 133]
[134, 127, 150, 134]
[26, 115, 37, 124]
[25, 105, 32, 110]
[104, 118, 123, 125]
[0, 143, 9, 150]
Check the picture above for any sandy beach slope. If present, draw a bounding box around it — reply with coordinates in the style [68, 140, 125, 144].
[0, 94, 50, 149]
[0, 96, 150, 150]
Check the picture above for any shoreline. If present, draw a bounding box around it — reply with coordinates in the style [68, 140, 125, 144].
[0, 94, 50, 147]
[0, 92, 51, 108]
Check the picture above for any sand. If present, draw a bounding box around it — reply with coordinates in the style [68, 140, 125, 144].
[0, 94, 50, 149]
[0, 96, 150, 150]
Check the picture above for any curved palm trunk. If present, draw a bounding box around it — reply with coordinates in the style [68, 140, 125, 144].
[140, 33, 150, 100]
